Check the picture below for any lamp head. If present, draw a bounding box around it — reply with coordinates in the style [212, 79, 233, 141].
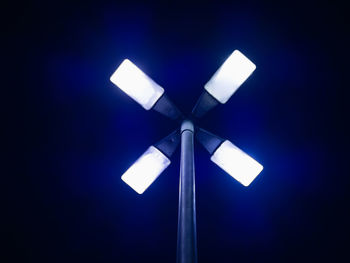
[121, 146, 171, 194]
[205, 50, 256, 104]
[121, 129, 180, 194]
[210, 140, 263, 186]
[192, 50, 256, 118]
[110, 59, 164, 110]
[196, 127, 263, 187]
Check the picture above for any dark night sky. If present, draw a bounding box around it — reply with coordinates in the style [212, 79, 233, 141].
[4, 0, 349, 262]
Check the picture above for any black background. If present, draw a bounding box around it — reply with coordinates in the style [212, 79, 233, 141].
[4, 0, 349, 262]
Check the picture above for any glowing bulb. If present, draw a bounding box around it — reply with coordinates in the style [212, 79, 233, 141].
[210, 140, 263, 186]
[121, 146, 171, 194]
[205, 50, 256, 104]
[110, 59, 164, 110]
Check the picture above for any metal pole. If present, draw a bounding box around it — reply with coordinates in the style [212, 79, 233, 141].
[177, 120, 197, 263]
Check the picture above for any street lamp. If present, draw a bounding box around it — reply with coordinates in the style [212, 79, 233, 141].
[110, 50, 263, 263]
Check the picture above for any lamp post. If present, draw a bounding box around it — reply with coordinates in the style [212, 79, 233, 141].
[110, 50, 263, 262]
[177, 120, 197, 263]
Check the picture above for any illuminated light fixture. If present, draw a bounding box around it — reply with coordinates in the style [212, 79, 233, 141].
[110, 49, 262, 263]
[110, 59, 164, 110]
[205, 50, 256, 104]
[110, 59, 183, 120]
[211, 140, 263, 186]
[192, 50, 256, 118]
[195, 127, 263, 187]
[121, 146, 171, 194]
[121, 129, 180, 194]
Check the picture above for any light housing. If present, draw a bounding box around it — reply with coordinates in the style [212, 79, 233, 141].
[110, 59, 164, 110]
[204, 50, 256, 104]
[121, 146, 171, 194]
[210, 140, 263, 186]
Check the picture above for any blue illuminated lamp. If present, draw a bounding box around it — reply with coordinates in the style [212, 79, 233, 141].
[110, 50, 263, 263]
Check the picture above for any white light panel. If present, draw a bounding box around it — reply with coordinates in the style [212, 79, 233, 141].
[110, 59, 164, 110]
[121, 146, 171, 194]
[205, 50, 256, 104]
[210, 140, 263, 186]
